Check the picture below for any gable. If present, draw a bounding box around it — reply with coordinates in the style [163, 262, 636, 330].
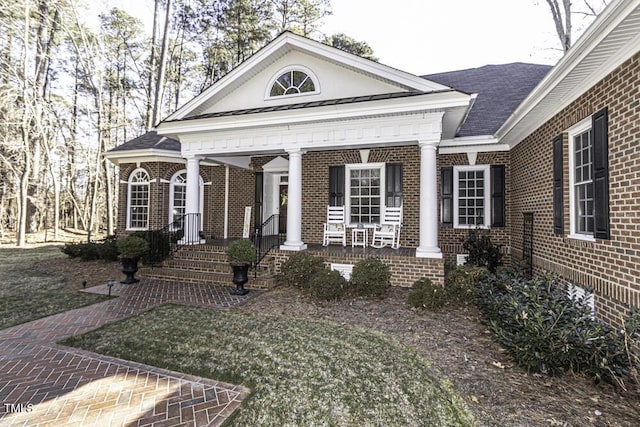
[167, 32, 451, 121]
[199, 50, 416, 115]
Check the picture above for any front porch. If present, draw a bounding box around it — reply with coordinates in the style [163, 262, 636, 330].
[145, 238, 444, 288]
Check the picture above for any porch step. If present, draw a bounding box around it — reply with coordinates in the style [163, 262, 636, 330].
[141, 267, 276, 290]
[142, 243, 277, 290]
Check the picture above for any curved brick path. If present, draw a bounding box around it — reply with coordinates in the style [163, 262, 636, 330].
[0, 280, 254, 426]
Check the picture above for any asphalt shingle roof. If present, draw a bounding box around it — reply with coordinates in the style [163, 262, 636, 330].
[423, 62, 551, 137]
[109, 131, 180, 153]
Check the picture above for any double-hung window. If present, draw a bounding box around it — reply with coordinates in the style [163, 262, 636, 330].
[556, 108, 609, 240]
[569, 120, 595, 237]
[127, 169, 150, 230]
[330, 163, 402, 226]
[453, 165, 491, 228]
[348, 164, 383, 224]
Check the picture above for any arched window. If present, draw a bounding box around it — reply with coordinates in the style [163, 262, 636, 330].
[127, 168, 150, 230]
[169, 170, 204, 229]
[268, 66, 319, 98]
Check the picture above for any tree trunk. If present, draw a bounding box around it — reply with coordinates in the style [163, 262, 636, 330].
[152, 0, 172, 126]
[146, 0, 160, 130]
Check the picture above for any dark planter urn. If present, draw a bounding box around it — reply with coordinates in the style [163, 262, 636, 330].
[230, 263, 250, 295]
[120, 257, 140, 284]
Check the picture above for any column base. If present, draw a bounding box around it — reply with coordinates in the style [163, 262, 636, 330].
[280, 242, 308, 251]
[415, 246, 443, 259]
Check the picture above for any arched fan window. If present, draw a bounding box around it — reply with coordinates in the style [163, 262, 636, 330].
[268, 67, 319, 98]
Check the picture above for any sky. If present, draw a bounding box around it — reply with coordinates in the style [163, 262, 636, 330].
[103, 0, 602, 76]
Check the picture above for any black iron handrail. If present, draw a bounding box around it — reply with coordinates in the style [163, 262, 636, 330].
[253, 214, 283, 274]
[143, 213, 201, 266]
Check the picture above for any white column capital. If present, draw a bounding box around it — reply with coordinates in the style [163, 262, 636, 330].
[418, 140, 439, 150]
[286, 147, 307, 156]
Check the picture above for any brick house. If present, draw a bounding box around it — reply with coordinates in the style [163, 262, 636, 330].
[106, 0, 639, 324]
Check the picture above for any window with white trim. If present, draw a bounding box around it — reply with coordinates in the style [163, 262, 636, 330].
[346, 163, 383, 225]
[267, 66, 319, 99]
[127, 168, 150, 230]
[170, 171, 187, 224]
[569, 118, 595, 240]
[569, 119, 594, 238]
[453, 165, 490, 228]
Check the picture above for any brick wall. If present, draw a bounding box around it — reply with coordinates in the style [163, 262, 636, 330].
[115, 161, 254, 239]
[300, 146, 421, 247]
[270, 249, 445, 286]
[510, 52, 640, 326]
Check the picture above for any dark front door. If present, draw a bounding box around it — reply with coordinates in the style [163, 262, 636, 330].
[279, 183, 288, 234]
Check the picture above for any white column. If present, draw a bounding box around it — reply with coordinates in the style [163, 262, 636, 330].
[183, 156, 202, 244]
[416, 141, 442, 258]
[280, 148, 307, 251]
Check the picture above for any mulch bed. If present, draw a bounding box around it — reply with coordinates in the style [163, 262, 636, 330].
[40, 257, 640, 426]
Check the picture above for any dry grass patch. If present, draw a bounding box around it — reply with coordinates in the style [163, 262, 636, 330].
[60, 304, 475, 426]
[0, 246, 109, 329]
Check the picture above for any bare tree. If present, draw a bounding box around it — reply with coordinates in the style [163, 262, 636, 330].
[543, 0, 608, 53]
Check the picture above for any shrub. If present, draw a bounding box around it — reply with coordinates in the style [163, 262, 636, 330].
[61, 242, 101, 261]
[408, 266, 488, 310]
[445, 265, 488, 307]
[350, 257, 391, 298]
[96, 235, 119, 261]
[462, 229, 503, 272]
[476, 271, 640, 386]
[279, 252, 325, 291]
[308, 268, 347, 301]
[226, 239, 257, 264]
[116, 235, 150, 259]
[408, 278, 447, 310]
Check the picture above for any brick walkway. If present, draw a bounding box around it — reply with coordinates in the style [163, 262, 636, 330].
[0, 280, 255, 426]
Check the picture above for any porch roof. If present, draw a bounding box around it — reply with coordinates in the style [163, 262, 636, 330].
[163, 90, 453, 123]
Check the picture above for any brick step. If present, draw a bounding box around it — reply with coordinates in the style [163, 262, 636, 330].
[161, 258, 274, 274]
[141, 267, 276, 290]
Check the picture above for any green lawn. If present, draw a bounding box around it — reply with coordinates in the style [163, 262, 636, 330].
[0, 246, 109, 329]
[60, 304, 475, 426]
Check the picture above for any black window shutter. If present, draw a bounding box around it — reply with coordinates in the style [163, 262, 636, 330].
[592, 107, 610, 239]
[441, 167, 453, 225]
[491, 165, 505, 227]
[552, 134, 564, 234]
[385, 163, 403, 207]
[328, 166, 345, 206]
[254, 172, 263, 227]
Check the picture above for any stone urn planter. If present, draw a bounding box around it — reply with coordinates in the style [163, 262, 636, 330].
[116, 235, 150, 284]
[226, 239, 257, 295]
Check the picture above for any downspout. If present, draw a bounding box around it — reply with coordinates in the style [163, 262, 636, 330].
[223, 166, 229, 239]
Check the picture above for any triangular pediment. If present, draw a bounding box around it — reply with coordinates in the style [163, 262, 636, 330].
[262, 156, 289, 172]
[165, 32, 451, 121]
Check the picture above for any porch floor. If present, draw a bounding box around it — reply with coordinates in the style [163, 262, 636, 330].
[204, 239, 416, 258]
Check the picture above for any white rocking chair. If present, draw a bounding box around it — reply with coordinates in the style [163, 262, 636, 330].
[371, 206, 402, 249]
[322, 206, 346, 247]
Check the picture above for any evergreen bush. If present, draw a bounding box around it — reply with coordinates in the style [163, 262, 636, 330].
[476, 270, 640, 386]
[350, 257, 391, 298]
[308, 268, 347, 301]
[279, 252, 325, 291]
[408, 277, 447, 310]
[462, 229, 503, 272]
